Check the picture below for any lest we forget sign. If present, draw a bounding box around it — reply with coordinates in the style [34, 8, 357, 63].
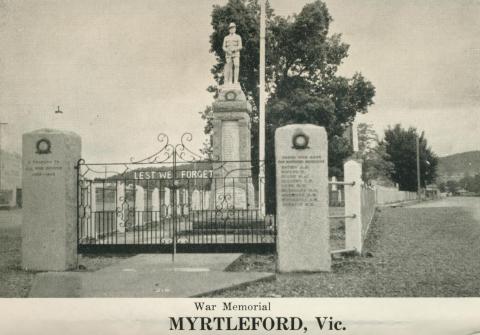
[132, 169, 213, 180]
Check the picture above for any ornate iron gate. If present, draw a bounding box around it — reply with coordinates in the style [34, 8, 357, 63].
[76, 133, 275, 254]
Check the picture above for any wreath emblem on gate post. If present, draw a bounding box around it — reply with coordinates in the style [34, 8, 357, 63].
[292, 130, 309, 150]
[36, 138, 52, 154]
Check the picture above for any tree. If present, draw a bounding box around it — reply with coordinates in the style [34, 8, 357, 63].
[265, 2, 375, 177]
[437, 181, 446, 193]
[445, 180, 459, 194]
[357, 123, 394, 183]
[383, 124, 438, 192]
[202, 0, 376, 211]
[460, 173, 480, 194]
[471, 174, 480, 194]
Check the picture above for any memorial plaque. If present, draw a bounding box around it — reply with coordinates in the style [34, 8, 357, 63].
[222, 121, 239, 161]
[221, 121, 241, 178]
[275, 124, 330, 272]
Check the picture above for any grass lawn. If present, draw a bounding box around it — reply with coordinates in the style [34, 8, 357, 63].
[206, 206, 480, 297]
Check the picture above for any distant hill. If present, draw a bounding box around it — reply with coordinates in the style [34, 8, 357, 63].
[437, 151, 480, 181]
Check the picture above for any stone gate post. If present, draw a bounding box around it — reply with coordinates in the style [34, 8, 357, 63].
[22, 129, 81, 271]
[275, 124, 330, 272]
[344, 159, 363, 252]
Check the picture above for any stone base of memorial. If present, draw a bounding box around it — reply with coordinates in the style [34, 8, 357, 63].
[191, 209, 267, 233]
[211, 83, 252, 168]
[191, 179, 260, 233]
[22, 129, 81, 271]
[191, 83, 268, 233]
[210, 83, 255, 208]
[212, 178, 255, 208]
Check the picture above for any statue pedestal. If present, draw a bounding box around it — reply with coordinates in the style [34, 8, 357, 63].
[211, 83, 255, 210]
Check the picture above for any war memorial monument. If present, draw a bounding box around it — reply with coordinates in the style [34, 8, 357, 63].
[20, 21, 334, 274]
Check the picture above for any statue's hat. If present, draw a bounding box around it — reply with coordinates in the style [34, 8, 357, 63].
[228, 22, 236, 29]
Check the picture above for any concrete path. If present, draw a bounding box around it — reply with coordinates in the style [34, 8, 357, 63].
[29, 253, 274, 297]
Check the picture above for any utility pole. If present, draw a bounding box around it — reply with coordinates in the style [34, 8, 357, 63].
[352, 119, 358, 152]
[416, 135, 421, 200]
[258, 0, 266, 216]
[0, 122, 7, 191]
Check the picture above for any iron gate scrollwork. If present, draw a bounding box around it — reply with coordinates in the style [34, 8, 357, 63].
[76, 133, 275, 254]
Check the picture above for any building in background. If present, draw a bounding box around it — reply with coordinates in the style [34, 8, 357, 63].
[0, 150, 22, 208]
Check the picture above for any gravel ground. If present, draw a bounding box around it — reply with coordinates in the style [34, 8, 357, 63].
[3, 199, 480, 297]
[0, 212, 36, 297]
[0, 208, 343, 297]
[76, 254, 133, 272]
[0, 210, 131, 297]
[206, 204, 480, 297]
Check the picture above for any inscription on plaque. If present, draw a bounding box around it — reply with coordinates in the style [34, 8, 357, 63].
[24, 159, 63, 178]
[278, 155, 324, 207]
[222, 121, 239, 161]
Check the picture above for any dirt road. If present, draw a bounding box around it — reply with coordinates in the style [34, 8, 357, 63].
[410, 196, 480, 221]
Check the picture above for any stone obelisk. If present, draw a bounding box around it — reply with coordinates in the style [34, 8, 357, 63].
[211, 84, 255, 209]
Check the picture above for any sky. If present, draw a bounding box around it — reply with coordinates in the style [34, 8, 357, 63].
[0, 0, 479, 162]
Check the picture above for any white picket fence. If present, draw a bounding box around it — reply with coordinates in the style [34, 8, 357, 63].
[341, 159, 418, 253]
[360, 184, 376, 243]
[375, 185, 417, 205]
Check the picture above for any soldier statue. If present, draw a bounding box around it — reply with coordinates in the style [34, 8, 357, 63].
[222, 22, 242, 85]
